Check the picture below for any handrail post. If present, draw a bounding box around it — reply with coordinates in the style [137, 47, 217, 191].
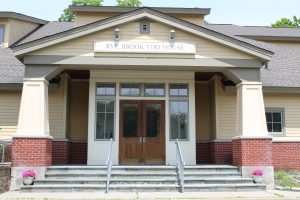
[1, 143, 4, 164]
[175, 139, 185, 193]
[106, 138, 113, 193]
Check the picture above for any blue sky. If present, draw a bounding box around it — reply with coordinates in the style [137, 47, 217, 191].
[0, 0, 299, 26]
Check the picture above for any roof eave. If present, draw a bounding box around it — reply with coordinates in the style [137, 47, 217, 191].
[240, 35, 300, 42]
[69, 5, 211, 15]
[0, 12, 48, 24]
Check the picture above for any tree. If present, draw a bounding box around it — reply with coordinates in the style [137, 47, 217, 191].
[59, 0, 103, 22]
[272, 16, 300, 28]
[117, 0, 141, 7]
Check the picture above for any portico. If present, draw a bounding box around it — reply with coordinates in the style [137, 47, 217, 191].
[9, 7, 275, 189]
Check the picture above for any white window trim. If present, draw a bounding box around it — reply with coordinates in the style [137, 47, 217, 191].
[0, 24, 5, 45]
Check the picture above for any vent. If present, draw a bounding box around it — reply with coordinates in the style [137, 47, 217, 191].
[140, 21, 150, 34]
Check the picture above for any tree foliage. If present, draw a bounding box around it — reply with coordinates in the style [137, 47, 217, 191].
[59, 0, 103, 22]
[272, 16, 300, 28]
[117, 0, 141, 7]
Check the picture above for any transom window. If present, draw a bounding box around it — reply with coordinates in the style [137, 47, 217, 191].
[170, 84, 188, 96]
[265, 108, 284, 134]
[96, 83, 116, 96]
[145, 83, 165, 96]
[120, 83, 141, 96]
[0, 25, 5, 45]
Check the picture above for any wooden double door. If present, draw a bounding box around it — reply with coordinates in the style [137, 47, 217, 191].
[119, 100, 165, 165]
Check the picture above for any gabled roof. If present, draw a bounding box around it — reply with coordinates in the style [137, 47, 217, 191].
[11, 7, 273, 60]
[0, 11, 48, 24]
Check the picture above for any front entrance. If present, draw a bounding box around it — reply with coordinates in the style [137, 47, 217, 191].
[119, 100, 165, 165]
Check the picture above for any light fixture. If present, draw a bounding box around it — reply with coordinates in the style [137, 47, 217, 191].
[169, 29, 176, 42]
[114, 28, 120, 41]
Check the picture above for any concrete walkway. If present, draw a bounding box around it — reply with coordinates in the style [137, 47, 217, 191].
[0, 190, 300, 200]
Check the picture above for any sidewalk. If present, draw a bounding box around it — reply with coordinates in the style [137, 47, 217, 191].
[1, 190, 300, 200]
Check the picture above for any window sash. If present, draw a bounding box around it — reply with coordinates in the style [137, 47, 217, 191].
[95, 100, 115, 140]
[265, 110, 284, 134]
[0, 25, 4, 44]
[96, 83, 116, 96]
[169, 84, 189, 97]
[120, 83, 141, 96]
[144, 83, 165, 97]
[169, 100, 189, 140]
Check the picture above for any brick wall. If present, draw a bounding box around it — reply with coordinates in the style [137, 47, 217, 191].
[233, 138, 273, 166]
[196, 142, 210, 164]
[210, 141, 232, 164]
[11, 137, 52, 167]
[273, 142, 300, 170]
[52, 140, 70, 165]
[196, 141, 232, 164]
[70, 141, 87, 164]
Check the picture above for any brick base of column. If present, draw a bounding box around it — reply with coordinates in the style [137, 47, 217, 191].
[232, 137, 272, 166]
[52, 140, 70, 165]
[11, 137, 52, 167]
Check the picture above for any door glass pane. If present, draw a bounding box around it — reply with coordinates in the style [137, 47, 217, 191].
[146, 104, 161, 138]
[123, 104, 139, 137]
[170, 101, 179, 139]
[170, 101, 188, 140]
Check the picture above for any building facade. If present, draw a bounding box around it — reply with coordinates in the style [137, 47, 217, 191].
[1, 6, 300, 190]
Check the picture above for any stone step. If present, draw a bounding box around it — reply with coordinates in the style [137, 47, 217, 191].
[34, 178, 253, 185]
[21, 183, 266, 193]
[45, 172, 242, 179]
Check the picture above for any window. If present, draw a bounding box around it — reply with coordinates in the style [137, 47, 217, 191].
[96, 83, 116, 96]
[265, 108, 284, 134]
[120, 83, 141, 96]
[95, 83, 115, 140]
[0, 25, 4, 45]
[145, 83, 165, 96]
[140, 21, 150, 34]
[170, 84, 188, 96]
[169, 83, 189, 140]
[96, 100, 115, 140]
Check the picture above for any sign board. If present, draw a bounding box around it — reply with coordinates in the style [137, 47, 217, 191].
[94, 41, 196, 54]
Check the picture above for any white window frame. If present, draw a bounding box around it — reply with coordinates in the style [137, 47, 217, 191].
[265, 107, 285, 135]
[169, 83, 189, 141]
[0, 25, 5, 45]
[95, 83, 116, 141]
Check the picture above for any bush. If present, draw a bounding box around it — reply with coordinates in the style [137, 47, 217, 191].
[275, 170, 300, 188]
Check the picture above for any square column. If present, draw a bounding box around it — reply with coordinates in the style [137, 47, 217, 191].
[12, 79, 52, 167]
[233, 82, 274, 189]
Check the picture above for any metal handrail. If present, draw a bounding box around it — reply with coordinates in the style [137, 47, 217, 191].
[175, 139, 185, 193]
[106, 138, 113, 193]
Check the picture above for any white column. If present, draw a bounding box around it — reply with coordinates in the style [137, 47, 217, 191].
[236, 82, 268, 137]
[16, 79, 50, 137]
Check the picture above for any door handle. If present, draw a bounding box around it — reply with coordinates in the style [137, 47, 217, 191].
[142, 137, 146, 144]
[138, 137, 143, 144]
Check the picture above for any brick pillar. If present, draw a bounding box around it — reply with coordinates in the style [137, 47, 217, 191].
[12, 137, 52, 167]
[234, 82, 274, 189]
[52, 140, 70, 165]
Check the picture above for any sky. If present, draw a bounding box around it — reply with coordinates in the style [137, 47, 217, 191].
[0, 0, 299, 26]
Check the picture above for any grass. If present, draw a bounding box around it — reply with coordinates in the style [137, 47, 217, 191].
[275, 170, 300, 188]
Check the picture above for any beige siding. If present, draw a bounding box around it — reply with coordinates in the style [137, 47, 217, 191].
[169, 14, 204, 26]
[75, 12, 117, 26]
[69, 80, 89, 141]
[195, 82, 211, 141]
[264, 93, 300, 137]
[0, 91, 21, 138]
[75, 12, 205, 27]
[48, 76, 68, 139]
[30, 21, 255, 59]
[8, 19, 39, 46]
[264, 40, 300, 51]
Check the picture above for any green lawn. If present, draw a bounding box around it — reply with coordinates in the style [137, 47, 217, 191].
[275, 170, 300, 188]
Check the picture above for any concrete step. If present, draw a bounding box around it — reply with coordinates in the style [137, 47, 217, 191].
[21, 183, 266, 193]
[34, 178, 253, 186]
